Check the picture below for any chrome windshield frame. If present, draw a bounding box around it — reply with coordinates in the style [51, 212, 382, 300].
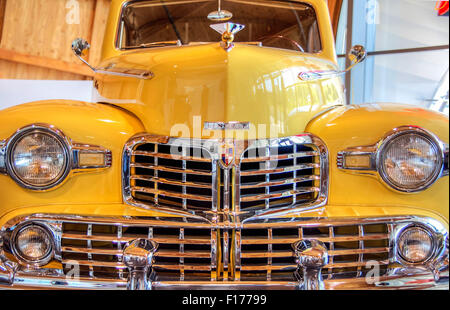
[115, 0, 323, 53]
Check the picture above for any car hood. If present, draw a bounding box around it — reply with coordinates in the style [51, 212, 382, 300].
[94, 43, 344, 139]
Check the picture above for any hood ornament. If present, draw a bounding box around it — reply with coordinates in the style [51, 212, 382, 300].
[210, 22, 245, 51]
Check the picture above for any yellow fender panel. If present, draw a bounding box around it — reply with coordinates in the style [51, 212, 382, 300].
[307, 103, 449, 222]
[0, 100, 145, 214]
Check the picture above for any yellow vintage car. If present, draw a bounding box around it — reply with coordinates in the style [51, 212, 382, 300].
[0, 0, 448, 290]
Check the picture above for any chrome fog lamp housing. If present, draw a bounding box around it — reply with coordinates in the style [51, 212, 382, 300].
[6, 125, 71, 190]
[11, 224, 54, 266]
[377, 128, 444, 192]
[397, 226, 434, 264]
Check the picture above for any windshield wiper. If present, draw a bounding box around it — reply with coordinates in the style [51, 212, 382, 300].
[126, 40, 182, 49]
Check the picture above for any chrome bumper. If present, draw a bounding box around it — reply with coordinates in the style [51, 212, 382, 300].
[1, 266, 448, 290]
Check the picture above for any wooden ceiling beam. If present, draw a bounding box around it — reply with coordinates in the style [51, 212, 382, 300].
[0, 47, 94, 77]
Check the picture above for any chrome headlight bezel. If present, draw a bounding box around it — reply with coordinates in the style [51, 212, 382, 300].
[392, 218, 448, 267]
[10, 223, 55, 267]
[5, 125, 72, 191]
[396, 225, 435, 264]
[1, 123, 113, 191]
[376, 128, 444, 193]
[337, 126, 447, 193]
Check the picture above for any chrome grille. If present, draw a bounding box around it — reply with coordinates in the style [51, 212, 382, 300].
[124, 134, 327, 213]
[126, 139, 216, 211]
[239, 223, 390, 281]
[61, 220, 214, 281]
[239, 139, 323, 211]
[59, 218, 391, 282]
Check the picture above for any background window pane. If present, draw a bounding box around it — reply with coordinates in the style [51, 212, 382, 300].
[371, 50, 449, 107]
[375, 0, 449, 51]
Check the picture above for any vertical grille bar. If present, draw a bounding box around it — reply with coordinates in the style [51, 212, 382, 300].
[212, 160, 219, 212]
[328, 226, 334, 279]
[223, 229, 229, 281]
[357, 225, 365, 277]
[211, 228, 217, 281]
[148, 227, 153, 239]
[234, 229, 242, 281]
[223, 169, 231, 212]
[182, 147, 187, 210]
[264, 146, 270, 210]
[87, 224, 94, 278]
[118, 225, 124, 279]
[154, 144, 159, 205]
[179, 228, 185, 281]
[267, 228, 273, 281]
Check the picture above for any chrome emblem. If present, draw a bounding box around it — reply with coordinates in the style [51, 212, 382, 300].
[204, 121, 250, 130]
[219, 140, 235, 168]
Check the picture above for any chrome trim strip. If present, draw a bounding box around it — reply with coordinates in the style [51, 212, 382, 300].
[241, 151, 318, 163]
[94, 67, 153, 80]
[131, 187, 213, 202]
[443, 143, 449, 177]
[1, 124, 112, 191]
[132, 150, 210, 162]
[131, 175, 211, 189]
[338, 126, 448, 193]
[5, 213, 442, 230]
[0, 140, 6, 174]
[240, 176, 320, 189]
[0, 272, 447, 290]
[240, 163, 320, 176]
[130, 163, 212, 176]
[240, 187, 319, 202]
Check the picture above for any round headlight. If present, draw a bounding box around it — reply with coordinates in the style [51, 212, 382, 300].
[378, 131, 443, 192]
[8, 128, 70, 190]
[12, 224, 54, 265]
[397, 226, 434, 264]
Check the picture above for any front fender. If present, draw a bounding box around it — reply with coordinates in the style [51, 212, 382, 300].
[0, 100, 145, 214]
[306, 103, 449, 222]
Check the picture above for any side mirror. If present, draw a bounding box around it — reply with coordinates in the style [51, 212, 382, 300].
[297, 45, 367, 81]
[70, 37, 153, 79]
[71, 38, 95, 71]
[72, 38, 90, 57]
[345, 45, 367, 72]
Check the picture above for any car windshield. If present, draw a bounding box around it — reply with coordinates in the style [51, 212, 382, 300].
[118, 0, 322, 53]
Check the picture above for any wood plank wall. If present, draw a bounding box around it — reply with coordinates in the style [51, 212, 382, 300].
[0, 0, 342, 80]
[0, 0, 110, 80]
